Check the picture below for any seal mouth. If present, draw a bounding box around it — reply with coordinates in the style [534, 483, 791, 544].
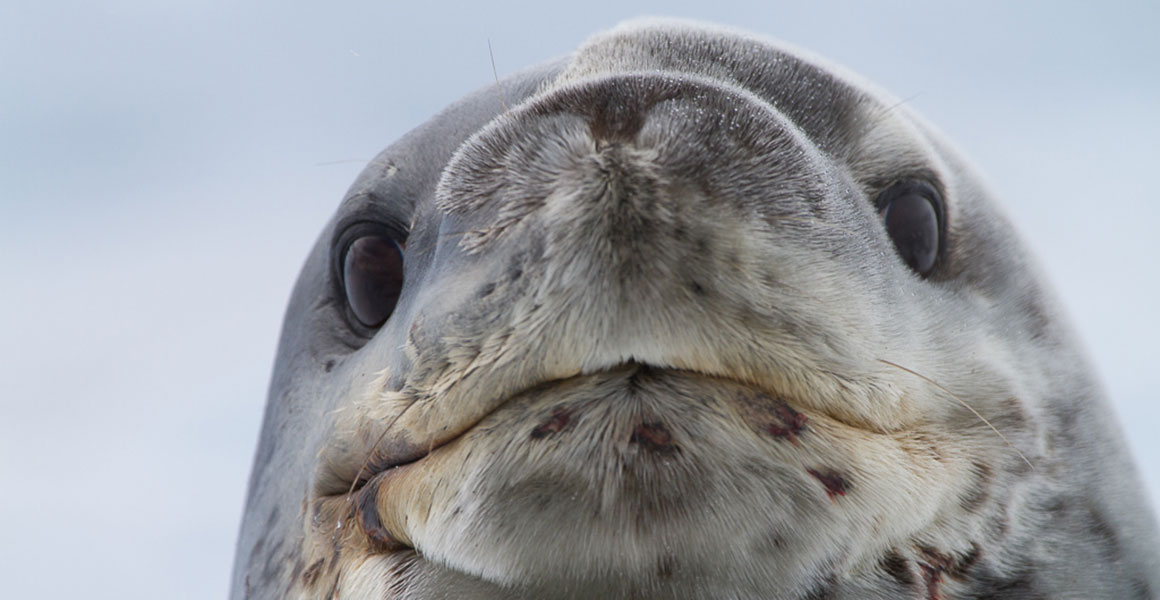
[339, 360, 830, 552]
[350, 362, 791, 478]
[340, 358, 886, 500]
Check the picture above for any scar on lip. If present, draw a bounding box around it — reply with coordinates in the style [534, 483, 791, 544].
[530, 407, 573, 439]
[807, 467, 850, 499]
[631, 421, 678, 455]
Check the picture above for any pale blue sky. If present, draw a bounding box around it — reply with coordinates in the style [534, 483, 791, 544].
[1, 1, 1157, 597]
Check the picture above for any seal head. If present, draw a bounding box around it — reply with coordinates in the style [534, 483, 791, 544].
[232, 19, 1160, 599]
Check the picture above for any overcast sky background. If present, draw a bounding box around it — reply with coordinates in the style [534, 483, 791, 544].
[1, 1, 1156, 598]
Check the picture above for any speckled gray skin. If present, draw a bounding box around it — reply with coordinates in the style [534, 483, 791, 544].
[231, 20, 1159, 600]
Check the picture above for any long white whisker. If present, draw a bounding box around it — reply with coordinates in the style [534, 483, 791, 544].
[878, 359, 1034, 470]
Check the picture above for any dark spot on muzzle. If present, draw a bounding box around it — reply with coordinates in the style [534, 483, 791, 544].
[530, 407, 574, 439]
[917, 544, 982, 600]
[880, 549, 916, 587]
[301, 558, 324, 586]
[807, 467, 850, 499]
[631, 421, 678, 455]
[766, 397, 808, 442]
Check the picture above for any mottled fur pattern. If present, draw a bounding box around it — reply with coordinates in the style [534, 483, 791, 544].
[232, 19, 1159, 599]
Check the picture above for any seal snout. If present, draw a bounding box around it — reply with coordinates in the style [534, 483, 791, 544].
[437, 72, 813, 251]
[435, 71, 825, 315]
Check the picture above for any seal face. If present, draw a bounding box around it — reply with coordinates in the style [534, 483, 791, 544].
[232, 20, 1160, 599]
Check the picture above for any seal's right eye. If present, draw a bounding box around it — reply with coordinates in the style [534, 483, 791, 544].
[875, 180, 944, 277]
[342, 235, 404, 328]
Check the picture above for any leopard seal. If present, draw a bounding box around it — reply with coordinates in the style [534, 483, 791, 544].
[231, 19, 1160, 599]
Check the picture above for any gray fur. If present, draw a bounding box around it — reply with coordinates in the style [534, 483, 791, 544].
[232, 19, 1159, 599]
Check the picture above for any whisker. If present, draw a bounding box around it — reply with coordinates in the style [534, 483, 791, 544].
[858, 93, 922, 137]
[316, 158, 372, 167]
[766, 214, 864, 238]
[488, 39, 509, 114]
[345, 395, 423, 501]
[877, 359, 1034, 470]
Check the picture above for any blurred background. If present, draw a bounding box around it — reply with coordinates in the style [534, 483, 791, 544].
[1, 1, 1156, 597]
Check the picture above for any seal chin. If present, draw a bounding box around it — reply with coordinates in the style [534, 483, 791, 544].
[336, 363, 915, 591]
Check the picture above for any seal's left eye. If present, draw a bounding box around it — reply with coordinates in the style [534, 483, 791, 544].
[342, 235, 404, 328]
[876, 181, 943, 277]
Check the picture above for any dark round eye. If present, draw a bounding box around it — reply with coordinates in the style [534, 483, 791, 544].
[342, 235, 404, 328]
[876, 181, 943, 277]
